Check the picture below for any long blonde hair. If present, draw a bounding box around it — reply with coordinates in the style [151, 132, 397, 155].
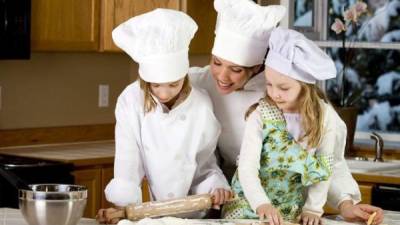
[297, 83, 329, 148]
[245, 83, 329, 149]
[139, 76, 191, 114]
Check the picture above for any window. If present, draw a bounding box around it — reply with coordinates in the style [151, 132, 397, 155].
[283, 0, 400, 144]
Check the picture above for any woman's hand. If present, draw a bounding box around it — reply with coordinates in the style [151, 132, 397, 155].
[301, 211, 321, 225]
[256, 203, 283, 225]
[339, 200, 384, 225]
[211, 188, 232, 209]
[96, 207, 124, 224]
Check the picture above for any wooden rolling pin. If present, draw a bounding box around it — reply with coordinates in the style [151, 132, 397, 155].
[106, 194, 212, 221]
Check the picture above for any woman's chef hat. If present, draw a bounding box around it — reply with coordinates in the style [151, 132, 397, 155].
[265, 27, 336, 84]
[212, 0, 286, 67]
[112, 9, 197, 83]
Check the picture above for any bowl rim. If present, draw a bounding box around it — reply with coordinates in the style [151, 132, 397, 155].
[18, 184, 88, 200]
[22, 184, 87, 192]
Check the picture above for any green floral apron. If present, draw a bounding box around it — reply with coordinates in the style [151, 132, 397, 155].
[222, 99, 332, 222]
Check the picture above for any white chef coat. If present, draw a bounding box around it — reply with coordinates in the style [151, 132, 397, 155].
[189, 66, 361, 209]
[189, 66, 266, 169]
[105, 81, 230, 207]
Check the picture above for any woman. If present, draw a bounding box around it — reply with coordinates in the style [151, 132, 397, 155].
[189, 0, 384, 224]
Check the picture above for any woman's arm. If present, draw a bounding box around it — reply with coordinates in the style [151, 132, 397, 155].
[326, 106, 361, 209]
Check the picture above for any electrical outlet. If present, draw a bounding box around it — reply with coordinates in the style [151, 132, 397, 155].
[98, 84, 109, 108]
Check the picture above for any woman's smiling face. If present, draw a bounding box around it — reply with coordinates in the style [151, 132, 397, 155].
[210, 56, 255, 95]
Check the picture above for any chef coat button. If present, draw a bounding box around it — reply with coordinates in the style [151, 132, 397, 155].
[180, 115, 186, 121]
[168, 192, 174, 198]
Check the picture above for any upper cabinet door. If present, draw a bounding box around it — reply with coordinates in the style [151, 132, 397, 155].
[185, 0, 216, 54]
[31, 0, 100, 51]
[100, 0, 182, 52]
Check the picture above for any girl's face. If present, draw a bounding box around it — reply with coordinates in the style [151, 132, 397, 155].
[150, 78, 185, 105]
[265, 66, 302, 113]
[210, 56, 255, 95]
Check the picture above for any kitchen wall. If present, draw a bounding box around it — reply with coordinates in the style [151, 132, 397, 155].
[0, 53, 210, 130]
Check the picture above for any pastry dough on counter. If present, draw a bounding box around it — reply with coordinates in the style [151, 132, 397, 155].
[117, 217, 234, 225]
[117, 217, 301, 225]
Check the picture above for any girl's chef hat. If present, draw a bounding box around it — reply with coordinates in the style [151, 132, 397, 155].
[112, 9, 197, 83]
[212, 0, 286, 67]
[265, 27, 336, 84]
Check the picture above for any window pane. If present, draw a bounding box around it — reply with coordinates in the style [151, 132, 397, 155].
[294, 0, 314, 27]
[326, 48, 400, 133]
[327, 0, 400, 43]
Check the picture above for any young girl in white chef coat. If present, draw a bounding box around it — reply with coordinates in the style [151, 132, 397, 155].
[222, 28, 342, 225]
[97, 9, 230, 224]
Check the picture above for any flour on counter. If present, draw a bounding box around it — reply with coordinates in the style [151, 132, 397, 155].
[117, 217, 236, 225]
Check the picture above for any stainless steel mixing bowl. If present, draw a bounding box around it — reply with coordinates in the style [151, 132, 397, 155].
[19, 184, 87, 225]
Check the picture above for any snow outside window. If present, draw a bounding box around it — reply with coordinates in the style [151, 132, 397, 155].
[289, 0, 400, 145]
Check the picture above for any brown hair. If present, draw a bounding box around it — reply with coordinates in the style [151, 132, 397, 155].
[139, 76, 191, 114]
[245, 83, 329, 149]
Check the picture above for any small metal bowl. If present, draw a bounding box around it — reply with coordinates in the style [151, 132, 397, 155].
[19, 184, 87, 225]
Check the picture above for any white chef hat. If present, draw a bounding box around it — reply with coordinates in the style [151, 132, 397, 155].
[265, 27, 336, 84]
[212, 0, 286, 67]
[112, 9, 198, 83]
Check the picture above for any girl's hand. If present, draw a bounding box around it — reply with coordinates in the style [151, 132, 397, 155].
[256, 203, 283, 225]
[301, 211, 321, 225]
[96, 207, 123, 224]
[211, 188, 232, 209]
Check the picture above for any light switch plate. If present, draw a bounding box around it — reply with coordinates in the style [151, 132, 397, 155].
[98, 84, 109, 107]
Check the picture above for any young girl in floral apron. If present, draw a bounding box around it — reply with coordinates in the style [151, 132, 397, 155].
[222, 27, 342, 225]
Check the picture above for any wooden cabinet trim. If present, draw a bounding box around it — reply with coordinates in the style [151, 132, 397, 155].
[0, 124, 114, 147]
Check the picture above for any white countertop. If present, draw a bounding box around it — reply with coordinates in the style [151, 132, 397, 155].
[0, 140, 115, 166]
[1, 208, 399, 225]
[0, 208, 98, 225]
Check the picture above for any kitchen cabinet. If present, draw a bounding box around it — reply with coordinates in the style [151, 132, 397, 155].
[257, 0, 280, 5]
[100, 0, 216, 54]
[358, 184, 373, 205]
[100, 0, 182, 52]
[100, 166, 114, 209]
[73, 168, 102, 218]
[30, 0, 216, 53]
[72, 165, 115, 218]
[73, 165, 151, 218]
[184, 0, 216, 54]
[31, 0, 100, 51]
[141, 178, 151, 202]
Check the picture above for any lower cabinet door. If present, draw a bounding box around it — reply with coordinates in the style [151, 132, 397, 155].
[73, 168, 102, 218]
[101, 166, 114, 208]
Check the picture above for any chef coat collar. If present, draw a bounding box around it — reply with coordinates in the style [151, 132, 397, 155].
[151, 86, 192, 114]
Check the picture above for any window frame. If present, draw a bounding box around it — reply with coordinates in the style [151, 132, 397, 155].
[276, 0, 400, 145]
